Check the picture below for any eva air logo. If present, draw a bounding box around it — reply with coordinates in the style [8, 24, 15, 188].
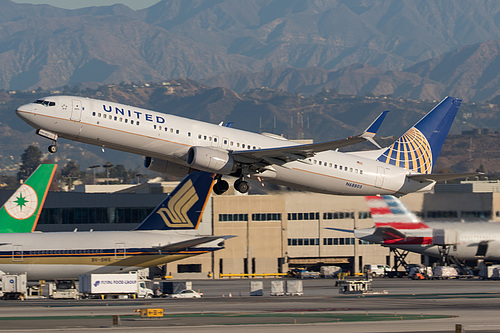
[5, 184, 38, 220]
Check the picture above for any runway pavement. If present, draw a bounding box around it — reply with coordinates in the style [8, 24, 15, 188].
[1, 278, 500, 332]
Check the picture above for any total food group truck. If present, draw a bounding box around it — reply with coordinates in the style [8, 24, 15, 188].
[79, 273, 153, 299]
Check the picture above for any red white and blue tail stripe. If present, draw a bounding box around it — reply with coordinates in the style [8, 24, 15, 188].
[360, 195, 432, 245]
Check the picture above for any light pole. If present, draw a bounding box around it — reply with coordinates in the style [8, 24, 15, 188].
[89, 165, 101, 185]
[103, 162, 113, 185]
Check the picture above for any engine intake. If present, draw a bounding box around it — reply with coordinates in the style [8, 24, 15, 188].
[144, 157, 191, 177]
[186, 146, 235, 174]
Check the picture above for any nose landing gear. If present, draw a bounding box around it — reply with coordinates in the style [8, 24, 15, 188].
[48, 144, 58, 153]
[36, 129, 59, 154]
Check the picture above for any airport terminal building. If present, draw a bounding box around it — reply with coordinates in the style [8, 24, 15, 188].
[1, 180, 499, 279]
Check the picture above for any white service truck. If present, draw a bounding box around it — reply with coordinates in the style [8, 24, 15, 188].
[1, 273, 27, 300]
[79, 273, 153, 299]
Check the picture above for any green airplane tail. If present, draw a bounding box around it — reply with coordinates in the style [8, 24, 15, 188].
[0, 164, 57, 233]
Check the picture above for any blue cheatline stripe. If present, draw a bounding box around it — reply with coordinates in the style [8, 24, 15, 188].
[0, 247, 215, 259]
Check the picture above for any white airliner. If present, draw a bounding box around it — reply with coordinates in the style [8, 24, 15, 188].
[16, 95, 473, 196]
[355, 195, 500, 261]
[0, 171, 229, 280]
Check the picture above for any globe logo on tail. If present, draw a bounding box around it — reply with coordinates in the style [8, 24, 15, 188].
[377, 127, 433, 174]
[4, 184, 38, 220]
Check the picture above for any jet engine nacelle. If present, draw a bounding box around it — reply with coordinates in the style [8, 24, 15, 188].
[144, 157, 191, 177]
[186, 146, 235, 174]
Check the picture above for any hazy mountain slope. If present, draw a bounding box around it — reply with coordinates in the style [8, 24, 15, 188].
[2, 0, 500, 101]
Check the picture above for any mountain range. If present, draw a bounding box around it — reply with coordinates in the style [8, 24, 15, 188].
[2, 0, 500, 101]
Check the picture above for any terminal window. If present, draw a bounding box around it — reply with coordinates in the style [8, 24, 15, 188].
[287, 212, 319, 221]
[177, 264, 202, 273]
[323, 212, 354, 220]
[219, 213, 248, 222]
[252, 213, 281, 221]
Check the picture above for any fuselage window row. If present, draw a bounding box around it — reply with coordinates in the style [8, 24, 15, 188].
[93, 112, 139, 125]
[308, 159, 363, 175]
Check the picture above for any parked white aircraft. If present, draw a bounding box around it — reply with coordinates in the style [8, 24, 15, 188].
[16, 96, 472, 196]
[0, 171, 229, 280]
[355, 195, 500, 261]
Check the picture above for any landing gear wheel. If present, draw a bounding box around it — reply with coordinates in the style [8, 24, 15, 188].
[48, 145, 58, 153]
[234, 179, 249, 194]
[213, 180, 229, 195]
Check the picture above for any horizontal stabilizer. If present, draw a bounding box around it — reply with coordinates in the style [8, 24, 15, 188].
[155, 235, 231, 252]
[325, 227, 354, 234]
[407, 172, 481, 182]
[373, 226, 407, 240]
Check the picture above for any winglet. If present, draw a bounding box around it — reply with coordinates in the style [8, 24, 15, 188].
[362, 111, 389, 138]
[135, 171, 216, 230]
[0, 164, 57, 233]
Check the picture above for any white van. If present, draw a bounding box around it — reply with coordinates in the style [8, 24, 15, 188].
[364, 264, 392, 277]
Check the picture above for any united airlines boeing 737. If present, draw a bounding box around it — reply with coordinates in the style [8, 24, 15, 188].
[16, 96, 472, 196]
[0, 171, 229, 280]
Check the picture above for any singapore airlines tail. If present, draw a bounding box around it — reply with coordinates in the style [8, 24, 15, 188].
[0, 164, 57, 233]
[135, 171, 215, 230]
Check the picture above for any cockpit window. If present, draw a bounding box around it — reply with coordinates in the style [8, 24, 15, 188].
[34, 100, 55, 107]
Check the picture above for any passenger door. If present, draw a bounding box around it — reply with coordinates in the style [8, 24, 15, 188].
[12, 245, 23, 262]
[115, 243, 126, 259]
[71, 99, 82, 122]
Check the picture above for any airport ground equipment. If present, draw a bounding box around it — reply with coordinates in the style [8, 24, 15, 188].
[79, 273, 153, 299]
[320, 265, 341, 278]
[156, 281, 192, 296]
[1, 273, 27, 300]
[270, 281, 285, 296]
[479, 265, 500, 279]
[249, 281, 263, 296]
[52, 280, 79, 299]
[286, 280, 303, 296]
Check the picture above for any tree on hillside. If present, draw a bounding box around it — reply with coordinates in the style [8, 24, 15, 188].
[17, 145, 42, 181]
[61, 161, 81, 179]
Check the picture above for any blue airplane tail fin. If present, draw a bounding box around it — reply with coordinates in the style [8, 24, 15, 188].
[376, 97, 461, 174]
[135, 171, 215, 231]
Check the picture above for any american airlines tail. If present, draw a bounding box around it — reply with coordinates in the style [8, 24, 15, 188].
[0, 164, 57, 233]
[135, 171, 215, 230]
[355, 195, 432, 245]
[358, 97, 462, 174]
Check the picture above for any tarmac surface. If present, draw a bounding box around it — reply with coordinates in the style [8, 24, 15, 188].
[1, 277, 500, 332]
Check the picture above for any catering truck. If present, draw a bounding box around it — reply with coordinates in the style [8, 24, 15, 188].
[79, 273, 153, 299]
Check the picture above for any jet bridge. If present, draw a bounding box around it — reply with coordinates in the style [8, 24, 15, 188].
[432, 229, 459, 266]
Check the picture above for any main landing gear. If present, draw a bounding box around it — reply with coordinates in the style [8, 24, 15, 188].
[213, 176, 249, 195]
[234, 178, 249, 194]
[213, 178, 229, 195]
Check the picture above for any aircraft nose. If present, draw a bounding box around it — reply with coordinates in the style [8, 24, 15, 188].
[16, 103, 33, 118]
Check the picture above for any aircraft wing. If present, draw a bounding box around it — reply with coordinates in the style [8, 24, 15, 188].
[155, 236, 228, 252]
[407, 172, 481, 182]
[232, 111, 389, 165]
